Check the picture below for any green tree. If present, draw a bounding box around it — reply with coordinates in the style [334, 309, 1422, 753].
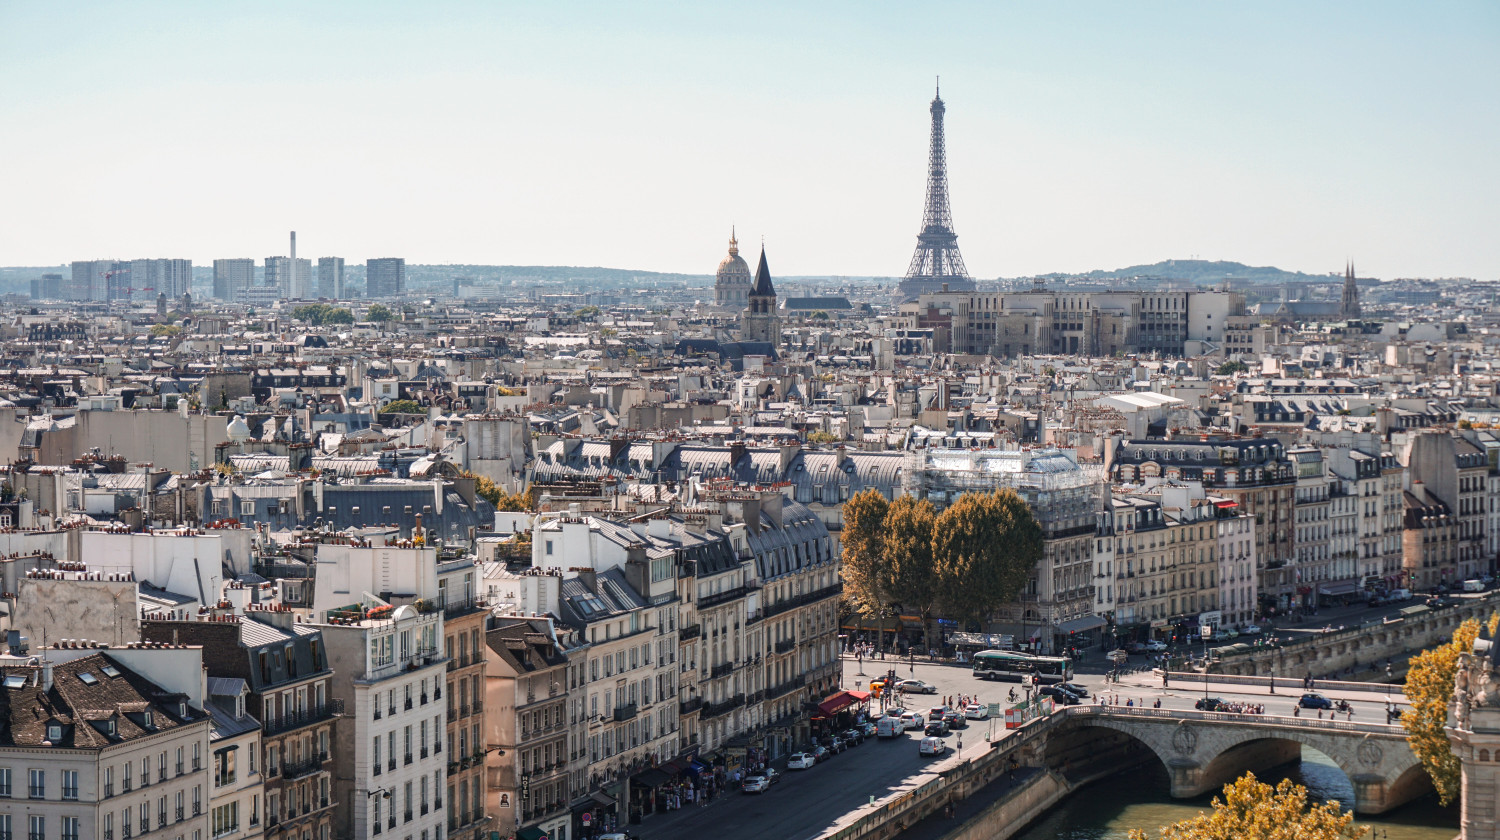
[806, 430, 840, 444]
[810, 310, 831, 320]
[1215, 360, 1250, 375]
[149, 323, 181, 338]
[292, 303, 354, 325]
[573, 305, 601, 319]
[379, 399, 423, 415]
[1128, 773, 1363, 840]
[883, 496, 939, 654]
[931, 489, 1043, 629]
[468, 473, 535, 511]
[366, 303, 394, 322]
[1402, 613, 1495, 804]
[840, 489, 893, 649]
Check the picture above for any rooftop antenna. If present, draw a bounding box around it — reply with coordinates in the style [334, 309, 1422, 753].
[936, 75, 940, 97]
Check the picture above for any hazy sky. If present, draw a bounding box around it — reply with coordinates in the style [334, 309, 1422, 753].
[2, 1, 1496, 280]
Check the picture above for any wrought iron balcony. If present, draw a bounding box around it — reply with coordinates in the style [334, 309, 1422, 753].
[613, 703, 638, 722]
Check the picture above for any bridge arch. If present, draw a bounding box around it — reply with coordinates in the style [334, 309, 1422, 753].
[1052, 711, 1429, 815]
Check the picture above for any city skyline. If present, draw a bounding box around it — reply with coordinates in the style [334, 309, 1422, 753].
[2, 1, 1496, 280]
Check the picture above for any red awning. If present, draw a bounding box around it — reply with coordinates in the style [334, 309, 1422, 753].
[847, 690, 871, 702]
[1215, 500, 1238, 509]
[818, 691, 857, 716]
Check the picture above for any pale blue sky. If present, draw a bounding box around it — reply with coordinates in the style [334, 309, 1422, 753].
[2, 1, 1496, 279]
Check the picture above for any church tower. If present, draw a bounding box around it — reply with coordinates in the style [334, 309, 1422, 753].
[740, 246, 781, 346]
[1341, 261, 1361, 319]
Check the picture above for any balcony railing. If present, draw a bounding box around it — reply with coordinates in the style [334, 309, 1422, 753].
[442, 594, 487, 620]
[698, 584, 758, 610]
[774, 638, 795, 654]
[700, 694, 745, 719]
[766, 675, 805, 699]
[264, 700, 344, 736]
[710, 661, 735, 679]
[762, 584, 843, 619]
[678, 624, 701, 642]
[280, 751, 328, 780]
[613, 703, 638, 722]
[678, 697, 703, 716]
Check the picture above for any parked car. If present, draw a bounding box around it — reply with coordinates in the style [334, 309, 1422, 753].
[1059, 682, 1091, 698]
[964, 703, 989, 720]
[897, 679, 939, 695]
[1124, 641, 1149, 655]
[787, 753, 816, 770]
[821, 735, 845, 755]
[1240, 624, 1263, 636]
[1195, 696, 1227, 711]
[943, 710, 966, 729]
[1299, 692, 1334, 710]
[743, 774, 772, 793]
[924, 719, 950, 737]
[1144, 640, 1168, 653]
[1040, 685, 1080, 705]
[859, 721, 878, 737]
[899, 712, 926, 731]
[918, 736, 948, 757]
[811, 745, 831, 763]
[841, 728, 865, 746]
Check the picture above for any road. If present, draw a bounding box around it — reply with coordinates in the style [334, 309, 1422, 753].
[639, 656, 1409, 840]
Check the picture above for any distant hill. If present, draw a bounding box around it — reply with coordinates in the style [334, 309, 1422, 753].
[1017, 259, 1338, 287]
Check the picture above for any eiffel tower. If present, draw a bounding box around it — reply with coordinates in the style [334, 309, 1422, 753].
[896, 81, 975, 302]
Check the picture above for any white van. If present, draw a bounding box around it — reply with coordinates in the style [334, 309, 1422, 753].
[1389, 588, 1412, 602]
[1464, 580, 1486, 593]
[876, 717, 904, 739]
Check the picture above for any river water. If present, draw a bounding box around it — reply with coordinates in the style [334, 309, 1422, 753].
[1010, 746, 1458, 840]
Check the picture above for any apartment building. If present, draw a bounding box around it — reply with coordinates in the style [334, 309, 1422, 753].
[484, 617, 571, 840]
[203, 679, 264, 840]
[142, 606, 337, 840]
[0, 646, 213, 840]
[1110, 436, 1295, 614]
[317, 603, 447, 840]
[440, 576, 489, 840]
[1290, 447, 1334, 610]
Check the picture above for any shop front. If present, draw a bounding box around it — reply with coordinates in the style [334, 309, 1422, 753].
[1053, 614, 1106, 657]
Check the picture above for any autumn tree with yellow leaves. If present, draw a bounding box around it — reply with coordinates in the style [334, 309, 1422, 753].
[1400, 611, 1499, 805]
[1128, 773, 1363, 840]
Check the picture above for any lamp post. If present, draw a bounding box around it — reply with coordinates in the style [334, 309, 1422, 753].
[1200, 623, 1212, 706]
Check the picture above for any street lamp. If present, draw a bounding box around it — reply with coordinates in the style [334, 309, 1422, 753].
[1200, 623, 1212, 706]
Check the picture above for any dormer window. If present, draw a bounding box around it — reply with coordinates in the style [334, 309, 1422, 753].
[47, 724, 62, 741]
[143, 710, 154, 728]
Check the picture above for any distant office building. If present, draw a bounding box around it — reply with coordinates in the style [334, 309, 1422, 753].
[265, 256, 312, 299]
[31, 273, 63, 299]
[366, 258, 406, 298]
[213, 259, 255, 301]
[129, 258, 193, 300]
[67, 259, 127, 301]
[318, 257, 345, 299]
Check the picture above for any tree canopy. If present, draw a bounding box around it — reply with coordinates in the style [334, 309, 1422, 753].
[882, 496, 939, 651]
[366, 303, 394, 322]
[931, 489, 1043, 628]
[1216, 360, 1250, 375]
[468, 473, 535, 511]
[378, 399, 423, 415]
[1402, 612, 1496, 804]
[839, 489, 891, 618]
[1128, 773, 1363, 840]
[292, 303, 355, 325]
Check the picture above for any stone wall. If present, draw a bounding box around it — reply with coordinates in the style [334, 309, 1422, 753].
[1212, 594, 1499, 679]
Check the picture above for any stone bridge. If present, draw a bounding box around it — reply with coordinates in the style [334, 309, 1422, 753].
[1052, 706, 1428, 814]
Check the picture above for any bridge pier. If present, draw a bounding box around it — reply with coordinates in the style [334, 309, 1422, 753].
[1168, 739, 1301, 800]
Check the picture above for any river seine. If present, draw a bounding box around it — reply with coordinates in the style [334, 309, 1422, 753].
[1010, 746, 1458, 840]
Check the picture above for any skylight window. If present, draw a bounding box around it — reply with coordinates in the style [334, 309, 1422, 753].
[2, 675, 26, 689]
[100, 665, 120, 678]
[77, 672, 99, 685]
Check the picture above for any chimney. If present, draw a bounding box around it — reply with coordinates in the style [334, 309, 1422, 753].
[576, 568, 597, 594]
[1411, 480, 1426, 504]
[41, 659, 54, 692]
